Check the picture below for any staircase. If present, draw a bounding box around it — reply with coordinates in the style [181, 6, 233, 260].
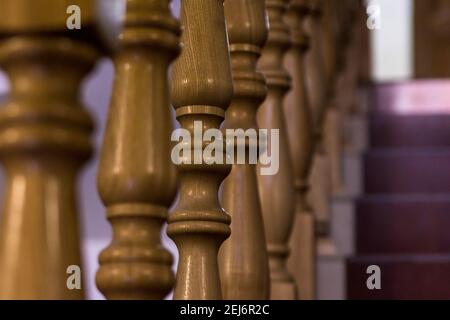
[346, 81, 450, 299]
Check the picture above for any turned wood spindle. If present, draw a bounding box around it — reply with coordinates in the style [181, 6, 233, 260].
[284, 0, 316, 300]
[358, 0, 371, 86]
[168, 0, 233, 300]
[96, 0, 179, 299]
[0, 0, 99, 299]
[305, 0, 327, 130]
[323, 0, 346, 197]
[257, 0, 297, 300]
[321, 0, 338, 94]
[218, 0, 270, 300]
[341, 2, 363, 150]
[324, 0, 359, 197]
[305, 0, 333, 248]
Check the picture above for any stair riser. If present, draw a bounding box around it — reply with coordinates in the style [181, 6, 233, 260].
[364, 152, 450, 194]
[355, 200, 450, 254]
[347, 258, 450, 299]
[370, 115, 450, 148]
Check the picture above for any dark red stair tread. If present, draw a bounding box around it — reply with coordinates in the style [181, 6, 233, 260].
[347, 255, 450, 299]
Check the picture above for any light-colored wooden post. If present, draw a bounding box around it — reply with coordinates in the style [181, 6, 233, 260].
[305, 0, 334, 253]
[341, 1, 363, 151]
[257, 0, 297, 300]
[323, 0, 345, 197]
[284, 0, 316, 300]
[218, 0, 270, 300]
[358, 0, 371, 85]
[306, 0, 327, 128]
[0, 0, 99, 299]
[96, 0, 179, 299]
[324, 0, 359, 196]
[168, 0, 233, 300]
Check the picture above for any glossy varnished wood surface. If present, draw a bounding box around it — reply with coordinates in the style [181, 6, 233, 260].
[96, 0, 179, 299]
[0, 1, 99, 299]
[218, 0, 270, 300]
[168, 0, 233, 300]
[257, 0, 297, 300]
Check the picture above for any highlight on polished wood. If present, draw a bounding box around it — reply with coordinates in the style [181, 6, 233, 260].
[218, 0, 270, 300]
[96, 0, 179, 299]
[257, 0, 297, 300]
[0, 0, 99, 299]
[167, 0, 233, 300]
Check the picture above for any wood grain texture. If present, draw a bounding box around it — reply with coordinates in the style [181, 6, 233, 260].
[284, 0, 316, 300]
[0, 3, 99, 299]
[218, 0, 270, 300]
[168, 0, 233, 300]
[257, 0, 297, 300]
[96, 0, 179, 299]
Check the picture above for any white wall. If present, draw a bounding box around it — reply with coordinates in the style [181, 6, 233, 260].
[369, 0, 414, 81]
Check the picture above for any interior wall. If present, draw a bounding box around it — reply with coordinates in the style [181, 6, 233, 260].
[369, 0, 414, 81]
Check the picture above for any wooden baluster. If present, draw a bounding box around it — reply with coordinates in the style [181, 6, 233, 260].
[0, 0, 99, 299]
[358, 0, 371, 86]
[284, 0, 316, 300]
[341, 1, 363, 151]
[350, 0, 372, 153]
[339, 1, 357, 113]
[322, 0, 344, 199]
[321, 0, 338, 93]
[257, 0, 297, 300]
[218, 0, 270, 300]
[306, 0, 327, 128]
[96, 0, 179, 299]
[305, 0, 333, 251]
[324, 0, 358, 197]
[168, 0, 233, 300]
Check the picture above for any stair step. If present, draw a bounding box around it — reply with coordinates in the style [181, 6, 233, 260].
[369, 114, 450, 148]
[364, 148, 450, 194]
[347, 80, 450, 299]
[355, 195, 450, 254]
[346, 254, 450, 299]
[371, 80, 450, 114]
